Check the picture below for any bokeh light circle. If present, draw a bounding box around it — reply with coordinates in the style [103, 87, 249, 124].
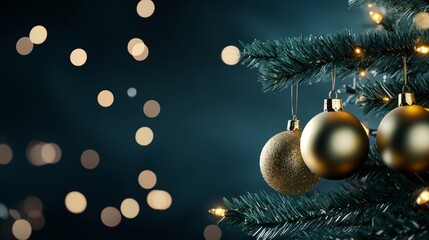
[16, 37, 33, 56]
[120, 198, 140, 219]
[147, 190, 172, 210]
[415, 12, 429, 30]
[221, 45, 240, 65]
[70, 48, 87, 66]
[29, 25, 47, 44]
[81, 149, 100, 170]
[127, 87, 137, 98]
[101, 207, 122, 227]
[135, 127, 154, 146]
[138, 170, 157, 189]
[137, 0, 155, 18]
[143, 100, 160, 118]
[204, 224, 222, 240]
[65, 191, 87, 214]
[0, 144, 13, 165]
[12, 219, 32, 240]
[97, 90, 114, 107]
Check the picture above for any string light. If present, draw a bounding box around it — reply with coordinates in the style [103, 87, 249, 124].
[369, 11, 383, 24]
[353, 46, 364, 57]
[382, 96, 391, 102]
[414, 12, 429, 30]
[416, 188, 429, 205]
[208, 208, 227, 217]
[415, 44, 429, 54]
[358, 69, 367, 78]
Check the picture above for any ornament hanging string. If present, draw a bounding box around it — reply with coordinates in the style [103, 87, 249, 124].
[328, 65, 338, 99]
[291, 82, 299, 120]
[402, 56, 411, 93]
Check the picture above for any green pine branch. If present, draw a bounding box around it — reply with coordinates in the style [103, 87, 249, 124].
[349, 0, 429, 17]
[241, 28, 429, 92]
[220, 146, 429, 239]
[356, 76, 429, 115]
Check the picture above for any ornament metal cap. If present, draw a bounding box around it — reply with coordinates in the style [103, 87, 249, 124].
[324, 98, 343, 112]
[398, 92, 416, 106]
[287, 119, 301, 131]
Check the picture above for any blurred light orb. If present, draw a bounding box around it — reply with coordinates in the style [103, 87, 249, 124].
[204, 224, 222, 240]
[127, 38, 143, 55]
[16, 37, 34, 56]
[137, 0, 155, 18]
[97, 90, 114, 107]
[27, 142, 45, 166]
[70, 48, 87, 66]
[138, 170, 157, 189]
[12, 219, 32, 240]
[9, 209, 21, 219]
[23, 196, 43, 213]
[135, 127, 154, 146]
[29, 25, 48, 44]
[41, 143, 56, 164]
[147, 190, 172, 210]
[0, 203, 8, 219]
[127, 87, 137, 98]
[133, 46, 149, 61]
[81, 149, 100, 170]
[26, 211, 45, 231]
[414, 12, 429, 30]
[101, 207, 122, 227]
[221, 45, 240, 65]
[143, 100, 160, 118]
[0, 144, 13, 165]
[120, 198, 140, 219]
[131, 42, 146, 56]
[65, 191, 87, 214]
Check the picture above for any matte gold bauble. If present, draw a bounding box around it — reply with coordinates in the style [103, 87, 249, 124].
[260, 120, 319, 195]
[377, 93, 429, 173]
[301, 99, 369, 180]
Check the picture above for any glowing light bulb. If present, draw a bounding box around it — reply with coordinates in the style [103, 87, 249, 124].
[358, 69, 366, 78]
[414, 12, 429, 30]
[208, 208, 227, 217]
[417, 188, 429, 205]
[369, 11, 383, 24]
[415, 45, 429, 54]
[354, 46, 364, 57]
[382, 96, 391, 102]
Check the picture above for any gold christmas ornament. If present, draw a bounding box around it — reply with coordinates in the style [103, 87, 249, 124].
[376, 92, 429, 173]
[260, 120, 319, 195]
[300, 98, 369, 179]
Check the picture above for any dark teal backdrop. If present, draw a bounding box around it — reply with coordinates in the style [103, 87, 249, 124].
[0, 0, 370, 239]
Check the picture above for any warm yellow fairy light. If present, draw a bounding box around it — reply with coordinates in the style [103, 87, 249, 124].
[358, 69, 366, 78]
[367, 4, 373, 8]
[417, 188, 429, 205]
[415, 45, 429, 54]
[382, 96, 391, 102]
[208, 208, 227, 217]
[354, 46, 364, 57]
[414, 12, 429, 30]
[29, 25, 48, 45]
[369, 11, 383, 24]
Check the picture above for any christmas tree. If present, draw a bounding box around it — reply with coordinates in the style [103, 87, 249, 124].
[211, 1, 429, 239]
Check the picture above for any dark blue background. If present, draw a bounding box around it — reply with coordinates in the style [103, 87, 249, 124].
[0, 0, 371, 239]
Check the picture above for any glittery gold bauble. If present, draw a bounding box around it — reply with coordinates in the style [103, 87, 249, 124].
[300, 99, 369, 180]
[260, 121, 319, 195]
[377, 94, 429, 173]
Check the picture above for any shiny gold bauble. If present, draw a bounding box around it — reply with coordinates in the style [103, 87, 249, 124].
[260, 130, 319, 195]
[301, 111, 369, 180]
[377, 104, 429, 173]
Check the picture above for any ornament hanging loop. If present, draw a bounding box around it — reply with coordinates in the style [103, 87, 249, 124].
[288, 82, 301, 131]
[398, 56, 416, 106]
[402, 56, 411, 94]
[291, 82, 299, 120]
[328, 65, 338, 99]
